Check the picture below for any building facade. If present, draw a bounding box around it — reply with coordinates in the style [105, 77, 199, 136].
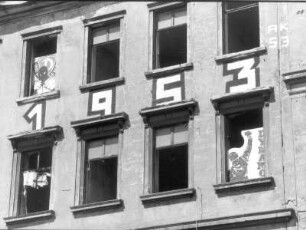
[0, 1, 305, 229]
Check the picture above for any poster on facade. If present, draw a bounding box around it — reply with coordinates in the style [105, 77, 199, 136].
[33, 55, 56, 95]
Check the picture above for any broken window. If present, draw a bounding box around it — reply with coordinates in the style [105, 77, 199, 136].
[25, 35, 57, 96]
[154, 123, 188, 192]
[89, 22, 120, 83]
[154, 6, 187, 69]
[19, 147, 52, 215]
[223, 1, 259, 53]
[225, 108, 265, 182]
[84, 136, 118, 204]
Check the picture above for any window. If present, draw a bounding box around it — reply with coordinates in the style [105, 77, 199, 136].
[88, 22, 120, 83]
[211, 87, 273, 191]
[84, 136, 118, 204]
[139, 100, 197, 203]
[224, 108, 264, 182]
[223, 1, 259, 54]
[5, 126, 62, 225]
[20, 148, 52, 215]
[70, 113, 127, 214]
[25, 35, 57, 96]
[154, 6, 187, 69]
[20, 26, 62, 102]
[153, 124, 188, 192]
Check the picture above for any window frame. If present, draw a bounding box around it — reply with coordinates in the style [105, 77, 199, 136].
[148, 2, 190, 72]
[70, 112, 127, 214]
[81, 10, 126, 91]
[139, 99, 197, 201]
[83, 136, 119, 204]
[153, 124, 189, 193]
[218, 1, 264, 56]
[88, 22, 120, 83]
[5, 126, 62, 225]
[211, 87, 274, 190]
[19, 26, 62, 104]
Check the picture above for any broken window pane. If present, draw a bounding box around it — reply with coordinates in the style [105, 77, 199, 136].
[90, 23, 120, 82]
[84, 137, 118, 204]
[20, 147, 52, 215]
[155, 7, 187, 68]
[27, 35, 57, 96]
[154, 124, 188, 192]
[223, 2, 259, 53]
[226, 109, 265, 182]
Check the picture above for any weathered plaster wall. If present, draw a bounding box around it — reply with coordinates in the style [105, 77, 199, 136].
[0, 1, 304, 229]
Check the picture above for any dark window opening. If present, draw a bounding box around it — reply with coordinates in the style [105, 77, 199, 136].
[89, 22, 120, 83]
[84, 137, 118, 204]
[19, 147, 52, 215]
[32, 36, 57, 58]
[153, 123, 188, 192]
[223, 2, 259, 53]
[154, 6, 187, 69]
[91, 40, 119, 82]
[225, 108, 264, 182]
[157, 25, 187, 68]
[157, 144, 188, 192]
[85, 157, 118, 204]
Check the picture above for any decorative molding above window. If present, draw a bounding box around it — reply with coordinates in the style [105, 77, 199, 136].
[211, 86, 273, 114]
[71, 112, 128, 138]
[283, 69, 306, 95]
[83, 10, 126, 26]
[139, 99, 197, 128]
[7, 126, 63, 152]
[215, 47, 267, 64]
[21, 26, 63, 40]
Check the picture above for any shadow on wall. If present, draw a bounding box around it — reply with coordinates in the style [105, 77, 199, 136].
[0, 1, 117, 36]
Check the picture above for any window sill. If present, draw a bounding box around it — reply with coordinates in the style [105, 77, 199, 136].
[79, 77, 125, 92]
[16, 90, 60, 105]
[213, 177, 274, 193]
[215, 47, 267, 64]
[70, 199, 123, 215]
[140, 188, 195, 204]
[3, 210, 55, 226]
[145, 63, 193, 79]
